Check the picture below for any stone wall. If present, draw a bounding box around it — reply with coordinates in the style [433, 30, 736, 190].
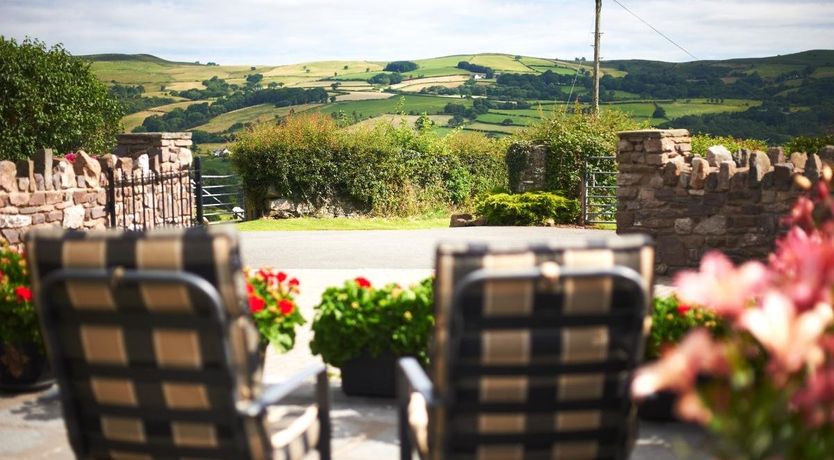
[0, 133, 193, 248]
[617, 129, 820, 275]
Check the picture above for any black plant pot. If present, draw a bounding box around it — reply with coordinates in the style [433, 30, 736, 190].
[340, 351, 398, 398]
[637, 390, 678, 421]
[0, 342, 54, 393]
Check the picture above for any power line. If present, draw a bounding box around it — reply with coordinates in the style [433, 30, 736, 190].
[610, 0, 699, 61]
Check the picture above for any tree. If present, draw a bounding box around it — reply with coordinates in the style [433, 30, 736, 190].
[329, 95, 337, 103]
[501, 118, 514, 126]
[414, 113, 434, 131]
[331, 82, 341, 91]
[652, 104, 667, 119]
[0, 37, 122, 160]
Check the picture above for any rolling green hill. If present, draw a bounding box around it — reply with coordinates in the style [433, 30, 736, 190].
[89, 50, 834, 146]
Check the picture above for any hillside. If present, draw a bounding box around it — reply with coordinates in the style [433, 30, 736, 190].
[89, 50, 834, 148]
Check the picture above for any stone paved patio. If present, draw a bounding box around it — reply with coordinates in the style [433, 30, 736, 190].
[1, 227, 707, 459]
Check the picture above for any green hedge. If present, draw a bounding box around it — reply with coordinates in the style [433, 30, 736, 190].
[511, 111, 643, 199]
[232, 114, 508, 216]
[476, 192, 579, 226]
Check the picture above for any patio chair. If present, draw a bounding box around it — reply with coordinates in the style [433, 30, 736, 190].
[26, 227, 330, 460]
[398, 235, 653, 460]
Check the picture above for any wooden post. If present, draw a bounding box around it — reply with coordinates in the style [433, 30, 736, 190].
[593, 0, 602, 115]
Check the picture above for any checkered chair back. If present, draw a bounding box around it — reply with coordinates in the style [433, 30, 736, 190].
[26, 227, 275, 459]
[431, 234, 653, 460]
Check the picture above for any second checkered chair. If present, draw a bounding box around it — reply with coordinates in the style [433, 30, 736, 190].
[26, 227, 330, 460]
[399, 235, 653, 460]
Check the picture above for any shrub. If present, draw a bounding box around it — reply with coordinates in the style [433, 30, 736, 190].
[232, 114, 508, 216]
[513, 110, 644, 199]
[309, 277, 434, 367]
[476, 192, 580, 226]
[0, 37, 122, 160]
[384, 61, 418, 73]
[691, 134, 767, 157]
[646, 295, 722, 360]
[785, 134, 834, 155]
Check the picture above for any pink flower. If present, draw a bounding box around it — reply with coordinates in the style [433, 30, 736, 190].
[355, 277, 371, 288]
[64, 153, 77, 163]
[632, 329, 726, 398]
[738, 291, 833, 375]
[674, 251, 767, 319]
[792, 367, 834, 427]
[769, 227, 834, 312]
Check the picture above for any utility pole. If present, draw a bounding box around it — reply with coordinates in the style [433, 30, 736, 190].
[593, 0, 602, 115]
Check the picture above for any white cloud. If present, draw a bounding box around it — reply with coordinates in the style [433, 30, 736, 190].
[0, 0, 832, 64]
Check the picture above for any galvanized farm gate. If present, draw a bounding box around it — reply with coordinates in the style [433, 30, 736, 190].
[198, 159, 246, 224]
[582, 155, 618, 225]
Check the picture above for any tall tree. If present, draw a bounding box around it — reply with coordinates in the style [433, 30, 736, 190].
[0, 37, 122, 160]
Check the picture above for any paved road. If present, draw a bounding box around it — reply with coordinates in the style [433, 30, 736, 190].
[240, 226, 616, 269]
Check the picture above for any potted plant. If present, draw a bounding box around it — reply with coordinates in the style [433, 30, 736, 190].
[632, 172, 834, 459]
[310, 276, 434, 397]
[639, 295, 722, 420]
[0, 242, 53, 392]
[243, 267, 304, 357]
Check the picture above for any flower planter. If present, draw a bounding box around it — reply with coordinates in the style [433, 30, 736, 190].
[637, 390, 678, 421]
[340, 351, 399, 398]
[0, 342, 54, 393]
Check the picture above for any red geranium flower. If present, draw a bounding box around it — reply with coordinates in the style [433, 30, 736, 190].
[677, 303, 691, 315]
[355, 277, 371, 288]
[248, 295, 265, 313]
[246, 283, 254, 295]
[277, 272, 288, 283]
[15, 286, 32, 302]
[279, 299, 294, 315]
[289, 278, 300, 287]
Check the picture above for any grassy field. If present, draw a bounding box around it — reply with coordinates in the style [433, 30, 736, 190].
[236, 215, 449, 231]
[193, 103, 321, 133]
[605, 98, 760, 124]
[476, 113, 534, 126]
[312, 94, 470, 118]
[349, 114, 453, 130]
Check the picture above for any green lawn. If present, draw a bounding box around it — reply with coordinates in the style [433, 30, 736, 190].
[604, 98, 760, 123]
[236, 215, 450, 231]
[476, 113, 534, 126]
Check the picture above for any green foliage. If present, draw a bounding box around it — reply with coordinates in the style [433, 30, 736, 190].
[652, 104, 667, 119]
[231, 114, 508, 216]
[0, 243, 40, 348]
[646, 295, 722, 360]
[309, 277, 434, 367]
[476, 192, 579, 226]
[0, 37, 122, 160]
[384, 61, 418, 73]
[514, 110, 643, 199]
[785, 134, 834, 154]
[691, 134, 768, 157]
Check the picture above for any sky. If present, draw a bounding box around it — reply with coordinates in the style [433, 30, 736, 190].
[1, 0, 833, 65]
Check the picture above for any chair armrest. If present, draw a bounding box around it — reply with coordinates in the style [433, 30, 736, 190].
[238, 363, 327, 417]
[397, 357, 435, 404]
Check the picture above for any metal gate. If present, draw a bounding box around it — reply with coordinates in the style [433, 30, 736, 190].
[198, 158, 246, 224]
[105, 164, 202, 230]
[582, 155, 617, 225]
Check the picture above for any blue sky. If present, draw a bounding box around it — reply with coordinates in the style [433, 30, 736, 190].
[1, 0, 833, 64]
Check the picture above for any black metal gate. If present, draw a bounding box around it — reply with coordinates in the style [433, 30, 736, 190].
[582, 155, 618, 225]
[105, 161, 204, 230]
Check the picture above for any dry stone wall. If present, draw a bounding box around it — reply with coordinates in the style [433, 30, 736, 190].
[0, 133, 193, 249]
[617, 129, 820, 275]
